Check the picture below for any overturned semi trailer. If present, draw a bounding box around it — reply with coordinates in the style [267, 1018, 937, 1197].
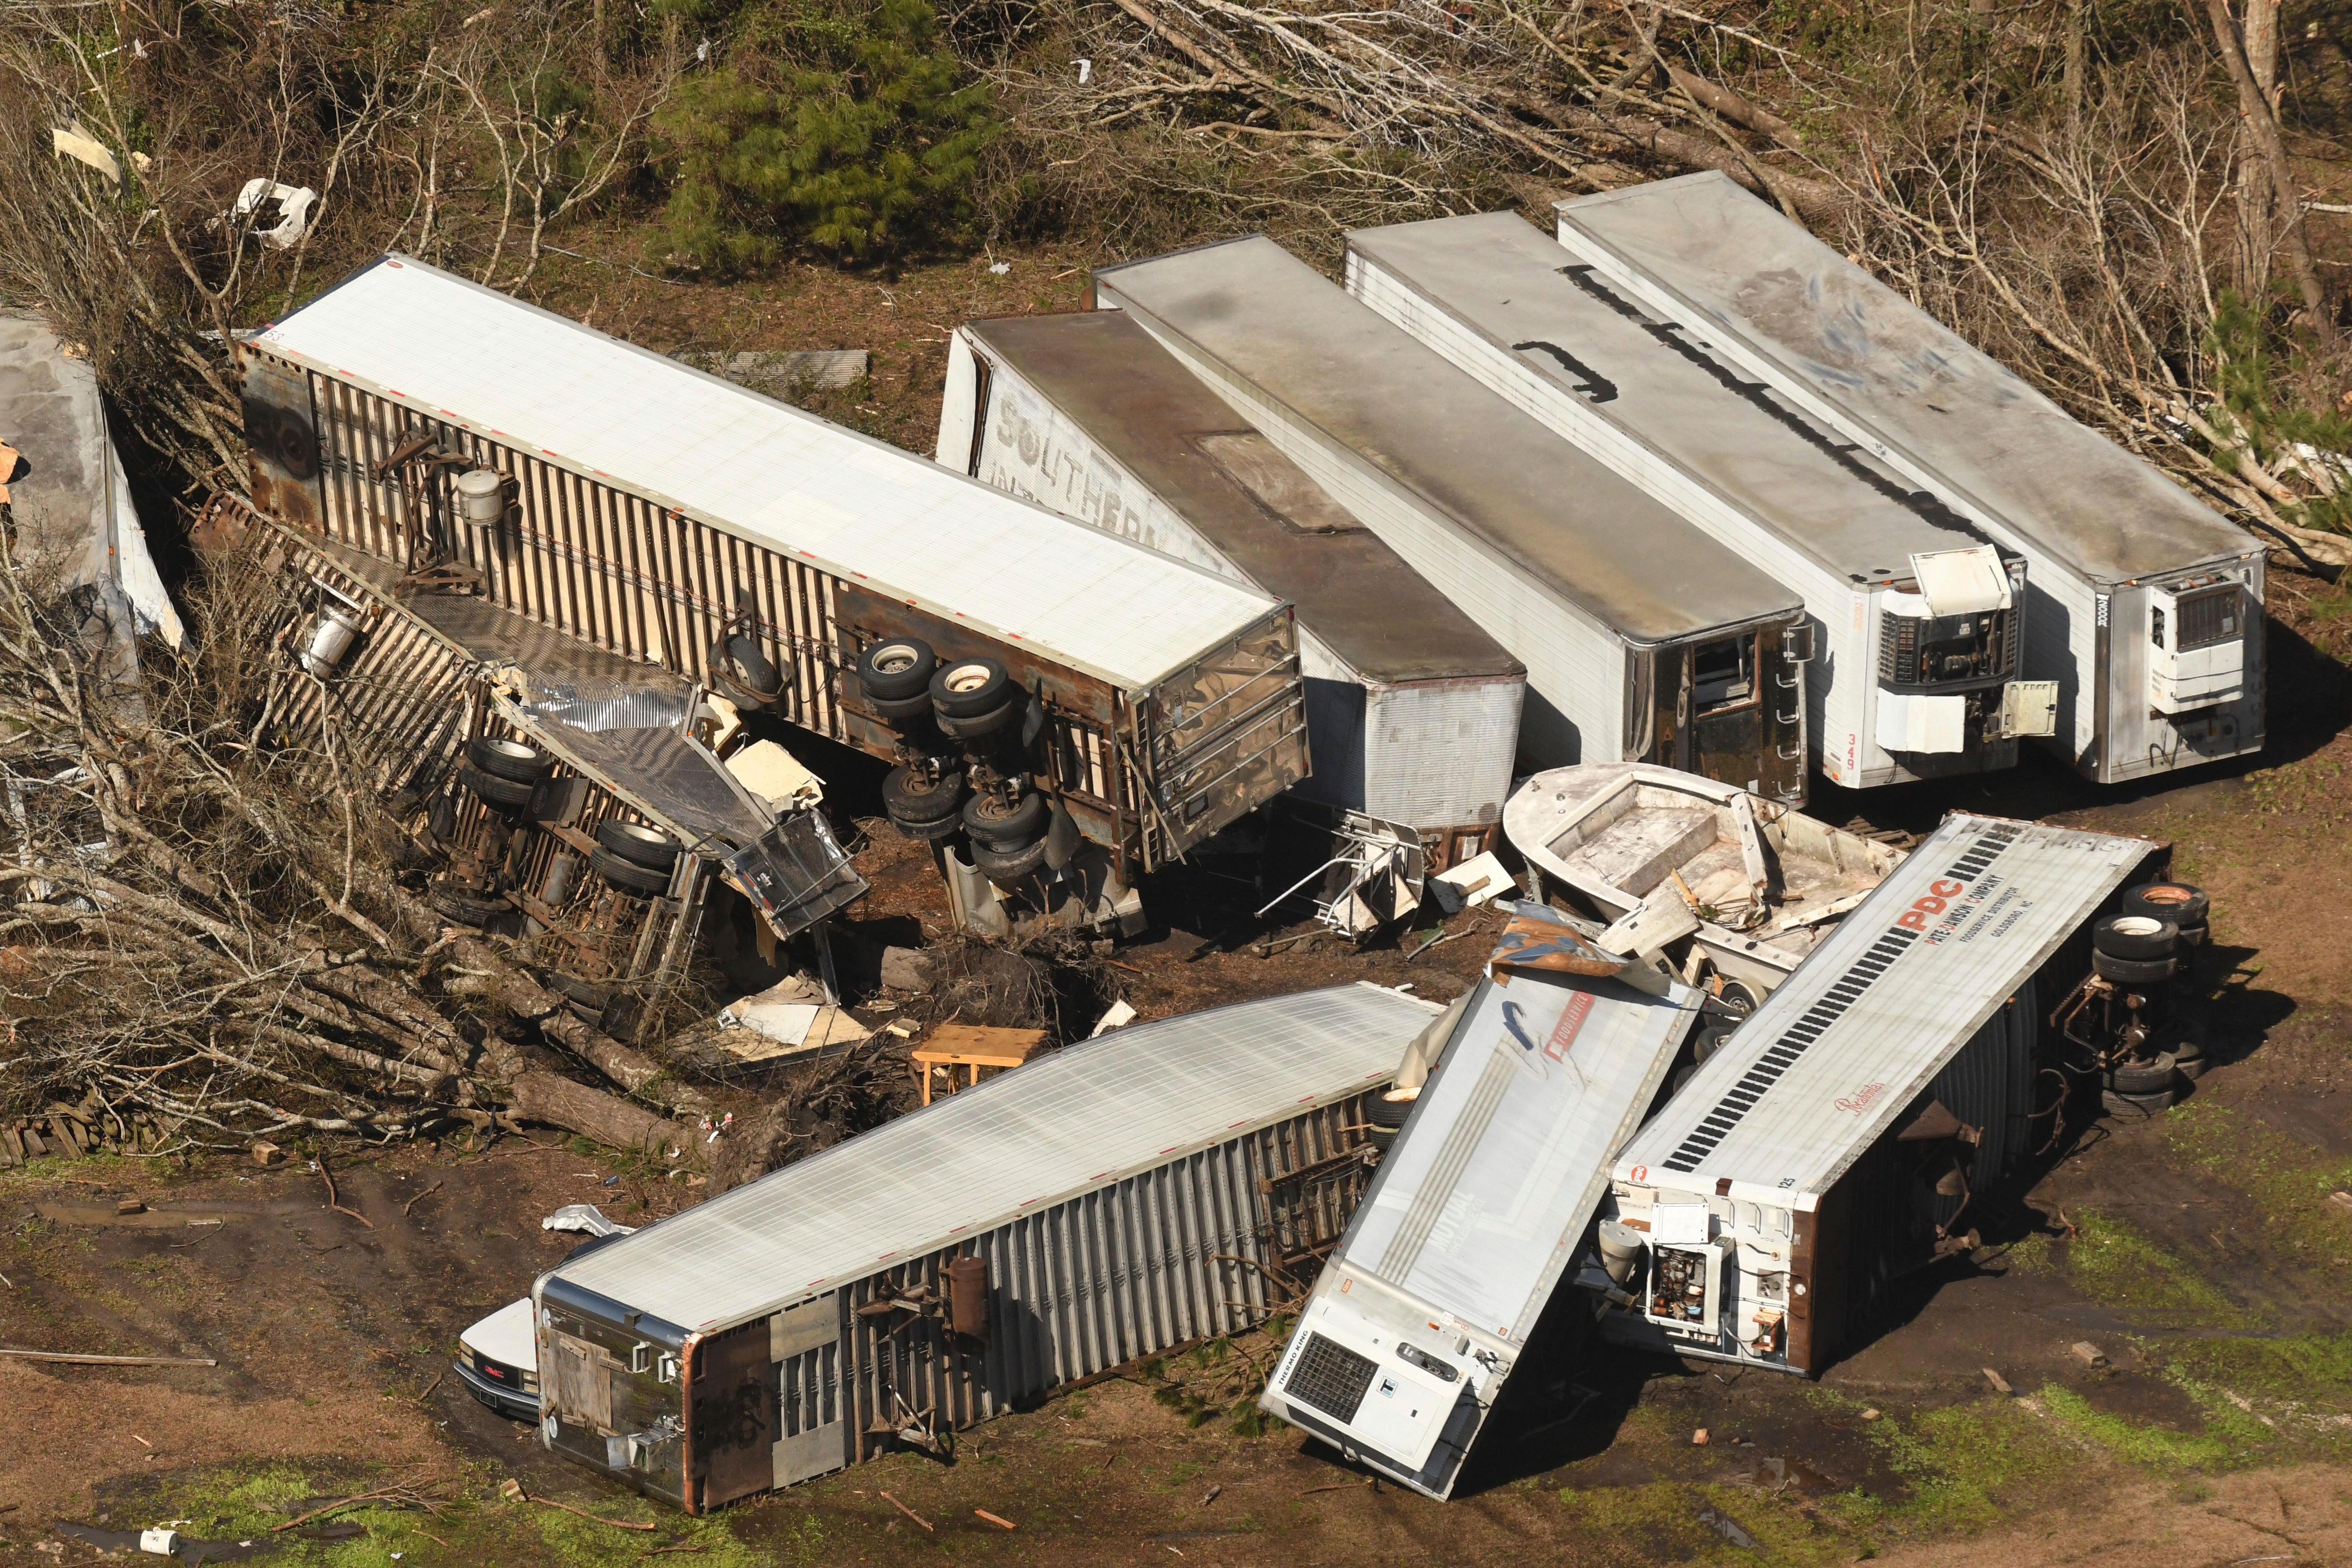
[1260, 906, 1701, 1498]
[1595, 812, 2165, 1375]
[197, 494, 865, 1041]
[939, 309, 1527, 868]
[1553, 174, 2265, 785]
[236, 255, 1310, 936]
[528, 983, 1440, 1512]
[1345, 212, 2051, 789]
[1088, 237, 1813, 804]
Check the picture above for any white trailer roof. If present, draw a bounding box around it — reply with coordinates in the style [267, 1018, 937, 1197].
[254, 256, 1282, 691]
[1614, 812, 2154, 1206]
[1345, 963, 1694, 1341]
[1090, 237, 1801, 646]
[1554, 174, 2255, 587]
[1345, 212, 1990, 579]
[543, 984, 1438, 1334]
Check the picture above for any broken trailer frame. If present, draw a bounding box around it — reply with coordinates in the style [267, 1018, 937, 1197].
[1088, 236, 1813, 805]
[201, 494, 865, 1041]
[1596, 812, 2165, 1376]
[526, 984, 1442, 1512]
[1552, 173, 2266, 786]
[234, 254, 1311, 936]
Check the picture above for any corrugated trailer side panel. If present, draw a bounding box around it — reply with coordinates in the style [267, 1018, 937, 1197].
[545, 1097, 1371, 1510]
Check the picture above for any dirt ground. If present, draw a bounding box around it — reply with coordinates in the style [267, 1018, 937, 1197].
[8, 253, 2352, 1565]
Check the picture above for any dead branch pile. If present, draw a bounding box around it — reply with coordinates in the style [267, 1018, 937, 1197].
[905, 933, 1121, 1037]
[0, 537, 712, 1162]
[980, 0, 2348, 544]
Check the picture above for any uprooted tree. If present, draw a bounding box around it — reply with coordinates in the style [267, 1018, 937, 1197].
[0, 534, 722, 1160]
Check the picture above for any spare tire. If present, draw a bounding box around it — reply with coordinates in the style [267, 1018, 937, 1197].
[971, 833, 1049, 885]
[459, 762, 535, 811]
[870, 690, 936, 724]
[883, 766, 964, 825]
[2120, 882, 2209, 927]
[931, 657, 1013, 719]
[590, 846, 671, 896]
[964, 788, 1048, 847]
[1692, 1024, 1736, 1065]
[595, 818, 681, 874]
[2093, 948, 2175, 985]
[469, 735, 555, 784]
[2094, 915, 2179, 961]
[1368, 1125, 1398, 1154]
[858, 637, 936, 702]
[1369, 1088, 1418, 1130]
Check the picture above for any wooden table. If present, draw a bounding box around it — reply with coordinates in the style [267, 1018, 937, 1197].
[912, 1025, 1050, 1104]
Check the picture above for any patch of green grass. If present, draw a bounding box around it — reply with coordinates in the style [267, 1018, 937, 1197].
[2038, 1380, 2273, 1469]
[2061, 1211, 2240, 1328]
[1822, 1396, 2074, 1536]
[2161, 1101, 2352, 1277]
[2157, 1330, 2352, 1417]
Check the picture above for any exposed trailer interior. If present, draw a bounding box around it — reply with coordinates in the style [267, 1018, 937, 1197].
[237, 255, 1310, 937]
[1087, 237, 1812, 804]
[1344, 212, 2052, 789]
[528, 984, 1441, 1512]
[1261, 906, 1699, 1498]
[1597, 812, 2164, 1375]
[939, 310, 1527, 867]
[1504, 762, 1905, 994]
[1552, 174, 2265, 785]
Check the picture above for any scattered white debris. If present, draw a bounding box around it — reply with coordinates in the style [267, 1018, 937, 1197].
[231, 178, 318, 249]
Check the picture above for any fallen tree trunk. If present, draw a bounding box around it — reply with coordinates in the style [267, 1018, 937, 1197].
[508, 1072, 696, 1161]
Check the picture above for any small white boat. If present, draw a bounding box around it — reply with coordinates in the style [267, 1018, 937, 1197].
[1503, 763, 1905, 992]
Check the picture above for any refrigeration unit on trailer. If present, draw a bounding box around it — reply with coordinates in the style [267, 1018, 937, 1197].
[531, 983, 1440, 1513]
[1595, 813, 2164, 1376]
[1088, 237, 1813, 805]
[1261, 906, 1700, 1499]
[1344, 212, 2053, 790]
[938, 310, 1527, 866]
[1552, 173, 2265, 785]
[237, 255, 1310, 939]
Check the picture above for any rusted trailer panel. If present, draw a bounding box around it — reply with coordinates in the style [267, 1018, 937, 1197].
[531, 984, 1440, 1511]
[235, 256, 1308, 883]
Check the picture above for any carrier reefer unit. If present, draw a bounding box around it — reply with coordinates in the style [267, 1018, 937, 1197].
[938, 310, 1527, 863]
[529, 983, 1439, 1512]
[237, 255, 1310, 930]
[1345, 212, 2051, 790]
[1261, 907, 1699, 1498]
[1598, 812, 2162, 1375]
[1552, 174, 2265, 785]
[1089, 237, 1813, 804]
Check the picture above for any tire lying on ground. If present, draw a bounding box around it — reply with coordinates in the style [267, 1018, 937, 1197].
[458, 762, 536, 811]
[468, 735, 555, 784]
[2092, 948, 2175, 985]
[595, 819, 681, 876]
[590, 846, 672, 896]
[2093, 914, 2179, 961]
